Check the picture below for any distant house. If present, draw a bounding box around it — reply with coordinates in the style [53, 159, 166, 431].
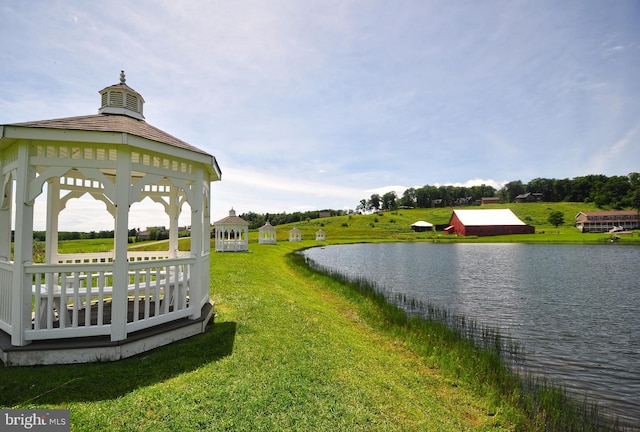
[454, 197, 473, 206]
[445, 209, 535, 236]
[575, 211, 639, 233]
[318, 211, 331, 218]
[481, 197, 500, 205]
[515, 192, 544, 203]
[315, 228, 326, 241]
[137, 230, 152, 241]
[411, 221, 434, 232]
[137, 226, 168, 241]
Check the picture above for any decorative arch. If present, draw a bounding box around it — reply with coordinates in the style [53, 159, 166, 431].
[1, 170, 13, 210]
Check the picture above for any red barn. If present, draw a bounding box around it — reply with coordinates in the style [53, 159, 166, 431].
[445, 209, 535, 236]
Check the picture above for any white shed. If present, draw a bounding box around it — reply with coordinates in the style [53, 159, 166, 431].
[315, 228, 326, 241]
[411, 221, 434, 232]
[0, 72, 220, 365]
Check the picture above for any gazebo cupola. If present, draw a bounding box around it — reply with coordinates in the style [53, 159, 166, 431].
[98, 71, 145, 120]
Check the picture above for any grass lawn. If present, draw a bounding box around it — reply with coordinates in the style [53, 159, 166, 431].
[1, 242, 533, 431]
[1, 203, 635, 430]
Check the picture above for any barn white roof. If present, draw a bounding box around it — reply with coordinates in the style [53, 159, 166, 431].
[453, 209, 527, 226]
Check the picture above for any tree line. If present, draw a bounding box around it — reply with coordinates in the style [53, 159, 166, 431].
[32, 230, 126, 242]
[32, 228, 163, 242]
[357, 173, 640, 212]
[239, 209, 348, 230]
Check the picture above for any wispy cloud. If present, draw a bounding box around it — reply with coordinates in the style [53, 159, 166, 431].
[588, 122, 640, 175]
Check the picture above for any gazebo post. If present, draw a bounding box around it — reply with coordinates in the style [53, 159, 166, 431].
[110, 149, 132, 342]
[45, 178, 60, 264]
[169, 186, 179, 258]
[189, 168, 204, 318]
[200, 182, 211, 308]
[202, 183, 211, 256]
[10, 145, 35, 346]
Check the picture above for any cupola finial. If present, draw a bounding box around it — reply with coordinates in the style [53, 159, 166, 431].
[120, 70, 126, 84]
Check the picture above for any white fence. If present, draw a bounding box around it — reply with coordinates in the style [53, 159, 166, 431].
[216, 239, 248, 252]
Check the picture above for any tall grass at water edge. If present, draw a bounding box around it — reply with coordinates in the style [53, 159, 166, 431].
[294, 252, 627, 432]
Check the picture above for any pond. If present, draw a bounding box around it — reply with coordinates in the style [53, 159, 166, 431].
[302, 243, 640, 427]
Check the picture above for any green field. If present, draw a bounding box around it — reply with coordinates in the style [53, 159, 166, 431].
[1, 202, 634, 431]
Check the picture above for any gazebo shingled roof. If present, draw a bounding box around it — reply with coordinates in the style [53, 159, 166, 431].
[10, 114, 210, 155]
[259, 221, 276, 230]
[214, 209, 249, 225]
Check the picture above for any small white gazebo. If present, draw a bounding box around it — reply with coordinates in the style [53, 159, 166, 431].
[0, 72, 221, 365]
[288, 227, 302, 242]
[258, 221, 277, 244]
[315, 228, 326, 241]
[214, 209, 248, 252]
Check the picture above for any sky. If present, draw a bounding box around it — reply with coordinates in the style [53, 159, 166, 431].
[1, 0, 639, 231]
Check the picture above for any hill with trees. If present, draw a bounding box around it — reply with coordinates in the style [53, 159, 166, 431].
[358, 173, 640, 212]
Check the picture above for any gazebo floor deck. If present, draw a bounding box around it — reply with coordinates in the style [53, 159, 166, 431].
[0, 302, 214, 366]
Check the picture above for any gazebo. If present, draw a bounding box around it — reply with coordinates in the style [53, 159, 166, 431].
[411, 221, 434, 232]
[315, 228, 326, 241]
[214, 208, 248, 252]
[288, 227, 302, 242]
[0, 72, 221, 365]
[258, 221, 277, 244]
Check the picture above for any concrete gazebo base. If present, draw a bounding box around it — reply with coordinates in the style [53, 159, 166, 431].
[0, 302, 214, 366]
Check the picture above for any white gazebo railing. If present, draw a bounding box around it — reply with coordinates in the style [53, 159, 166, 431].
[0, 252, 206, 343]
[216, 236, 248, 252]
